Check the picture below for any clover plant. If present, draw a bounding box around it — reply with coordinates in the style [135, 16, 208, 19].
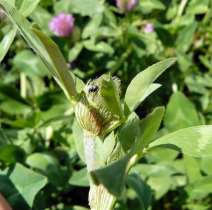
[0, 1, 212, 210]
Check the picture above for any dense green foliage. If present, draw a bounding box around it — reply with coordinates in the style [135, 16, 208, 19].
[0, 0, 212, 210]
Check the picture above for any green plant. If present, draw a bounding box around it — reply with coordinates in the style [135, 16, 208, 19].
[0, 1, 212, 210]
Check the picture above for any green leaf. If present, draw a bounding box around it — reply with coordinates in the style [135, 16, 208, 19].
[91, 153, 131, 196]
[32, 28, 77, 101]
[125, 58, 176, 111]
[26, 152, 65, 186]
[0, 27, 17, 62]
[147, 175, 172, 199]
[83, 40, 114, 54]
[0, 100, 31, 115]
[69, 168, 89, 187]
[101, 132, 116, 163]
[9, 163, 48, 207]
[186, 176, 212, 199]
[68, 0, 104, 17]
[137, 107, 165, 151]
[149, 125, 212, 158]
[0, 145, 25, 164]
[201, 157, 212, 175]
[68, 43, 83, 62]
[176, 22, 197, 53]
[187, 0, 210, 15]
[13, 50, 49, 77]
[139, 0, 166, 13]
[100, 76, 123, 118]
[138, 83, 162, 104]
[164, 91, 201, 131]
[127, 174, 152, 210]
[19, 0, 41, 17]
[118, 112, 140, 152]
[82, 14, 103, 39]
[183, 155, 202, 183]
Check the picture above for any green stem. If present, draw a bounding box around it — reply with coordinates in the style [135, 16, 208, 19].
[20, 72, 27, 98]
[177, 0, 188, 18]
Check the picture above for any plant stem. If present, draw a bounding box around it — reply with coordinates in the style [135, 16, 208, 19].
[20, 73, 27, 98]
[83, 133, 97, 172]
[177, 0, 188, 18]
[83, 132, 116, 210]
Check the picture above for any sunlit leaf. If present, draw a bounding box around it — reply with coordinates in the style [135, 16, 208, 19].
[125, 58, 176, 111]
[149, 126, 212, 158]
[9, 163, 48, 207]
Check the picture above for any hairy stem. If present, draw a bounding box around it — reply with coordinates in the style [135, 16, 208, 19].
[83, 133, 97, 172]
[83, 132, 116, 210]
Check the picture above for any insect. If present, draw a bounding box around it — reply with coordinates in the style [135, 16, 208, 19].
[88, 85, 99, 93]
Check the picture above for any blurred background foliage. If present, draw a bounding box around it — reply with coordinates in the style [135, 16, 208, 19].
[0, 0, 212, 209]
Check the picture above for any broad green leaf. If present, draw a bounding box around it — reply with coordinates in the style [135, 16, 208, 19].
[0, 27, 17, 62]
[164, 91, 201, 131]
[131, 164, 174, 199]
[6, 0, 15, 5]
[138, 83, 162, 105]
[69, 168, 89, 187]
[118, 112, 140, 152]
[100, 76, 123, 118]
[147, 147, 179, 163]
[0, 99, 31, 115]
[149, 125, 212, 158]
[83, 40, 114, 54]
[102, 132, 116, 164]
[30, 6, 52, 34]
[139, 0, 165, 12]
[125, 58, 176, 111]
[187, 0, 210, 15]
[0, 84, 29, 105]
[137, 107, 165, 151]
[9, 163, 48, 207]
[26, 152, 65, 186]
[91, 153, 131, 196]
[176, 22, 197, 53]
[183, 155, 202, 183]
[13, 50, 49, 77]
[147, 175, 172, 199]
[127, 174, 152, 210]
[68, 43, 83, 62]
[68, 0, 104, 17]
[0, 145, 25, 164]
[131, 164, 177, 180]
[19, 0, 41, 17]
[82, 14, 103, 39]
[186, 176, 212, 199]
[201, 157, 212, 175]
